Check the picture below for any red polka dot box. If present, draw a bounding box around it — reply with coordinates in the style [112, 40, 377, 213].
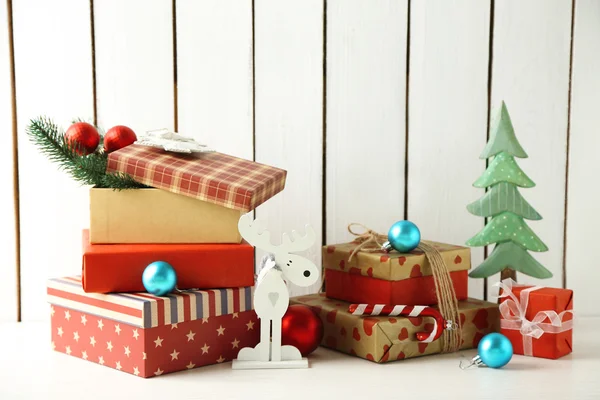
[291, 293, 499, 363]
[323, 241, 471, 306]
[48, 276, 259, 378]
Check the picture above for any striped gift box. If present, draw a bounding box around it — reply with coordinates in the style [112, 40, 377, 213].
[47, 276, 254, 328]
[106, 145, 287, 212]
[48, 277, 259, 377]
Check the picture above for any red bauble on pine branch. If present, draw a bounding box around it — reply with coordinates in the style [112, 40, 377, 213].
[64, 122, 100, 155]
[281, 305, 324, 356]
[104, 125, 137, 153]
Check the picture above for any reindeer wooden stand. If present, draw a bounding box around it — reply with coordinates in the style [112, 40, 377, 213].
[232, 214, 320, 370]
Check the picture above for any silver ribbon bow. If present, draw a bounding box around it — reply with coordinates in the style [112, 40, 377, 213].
[494, 278, 573, 356]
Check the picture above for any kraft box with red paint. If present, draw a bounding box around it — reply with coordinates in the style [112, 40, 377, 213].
[48, 276, 259, 377]
[323, 241, 471, 305]
[291, 293, 499, 363]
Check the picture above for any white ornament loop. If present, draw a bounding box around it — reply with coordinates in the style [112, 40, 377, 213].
[135, 128, 215, 154]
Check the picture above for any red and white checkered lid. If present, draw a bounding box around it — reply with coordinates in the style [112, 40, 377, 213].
[106, 145, 287, 212]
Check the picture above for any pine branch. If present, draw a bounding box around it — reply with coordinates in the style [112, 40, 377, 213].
[102, 173, 149, 190]
[26, 116, 147, 189]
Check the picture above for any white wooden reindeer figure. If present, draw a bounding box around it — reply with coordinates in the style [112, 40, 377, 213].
[232, 214, 320, 369]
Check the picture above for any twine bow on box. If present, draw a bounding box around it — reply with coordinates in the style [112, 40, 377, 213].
[494, 278, 574, 356]
[345, 223, 463, 353]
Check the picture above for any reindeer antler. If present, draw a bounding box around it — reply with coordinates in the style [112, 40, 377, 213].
[238, 214, 316, 255]
[238, 214, 276, 253]
[281, 226, 316, 253]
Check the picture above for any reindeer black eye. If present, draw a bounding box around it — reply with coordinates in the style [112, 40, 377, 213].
[303, 270, 310, 277]
[289, 260, 292, 264]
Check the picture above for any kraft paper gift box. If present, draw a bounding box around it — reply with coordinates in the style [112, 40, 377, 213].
[90, 144, 287, 244]
[291, 293, 499, 363]
[81, 230, 255, 293]
[496, 279, 573, 359]
[323, 241, 470, 305]
[89, 188, 244, 244]
[48, 276, 259, 378]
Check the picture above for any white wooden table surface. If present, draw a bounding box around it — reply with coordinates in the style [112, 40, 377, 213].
[1, 319, 598, 400]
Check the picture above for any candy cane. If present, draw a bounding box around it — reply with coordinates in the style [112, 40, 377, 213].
[348, 304, 455, 343]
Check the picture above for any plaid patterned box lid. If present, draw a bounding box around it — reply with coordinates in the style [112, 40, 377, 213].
[47, 276, 254, 329]
[106, 145, 287, 212]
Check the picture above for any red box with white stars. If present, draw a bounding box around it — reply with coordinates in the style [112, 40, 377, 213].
[48, 276, 259, 378]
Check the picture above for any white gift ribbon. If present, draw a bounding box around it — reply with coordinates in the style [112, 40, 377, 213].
[494, 278, 573, 356]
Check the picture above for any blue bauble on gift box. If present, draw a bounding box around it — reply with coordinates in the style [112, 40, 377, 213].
[142, 261, 177, 296]
[382, 220, 421, 253]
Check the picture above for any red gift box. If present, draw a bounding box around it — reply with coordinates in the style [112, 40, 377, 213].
[497, 279, 573, 359]
[81, 230, 255, 293]
[106, 145, 287, 212]
[323, 241, 470, 305]
[325, 269, 469, 305]
[48, 276, 259, 377]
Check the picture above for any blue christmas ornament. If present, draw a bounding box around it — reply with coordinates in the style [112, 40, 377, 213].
[142, 261, 177, 296]
[382, 220, 421, 253]
[461, 333, 513, 369]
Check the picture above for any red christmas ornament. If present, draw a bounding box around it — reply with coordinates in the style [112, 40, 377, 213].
[104, 125, 137, 153]
[281, 304, 324, 356]
[64, 122, 100, 155]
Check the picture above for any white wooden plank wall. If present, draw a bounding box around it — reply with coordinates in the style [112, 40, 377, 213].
[94, 0, 174, 135]
[176, 0, 253, 160]
[326, 0, 408, 243]
[408, 0, 490, 299]
[13, 0, 94, 321]
[488, 0, 572, 296]
[567, 0, 598, 317]
[2, 0, 597, 320]
[0, 0, 16, 322]
[254, 0, 324, 295]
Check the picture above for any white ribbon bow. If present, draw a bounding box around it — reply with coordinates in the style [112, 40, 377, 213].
[135, 128, 215, 154]
[494, 278, 573, 356]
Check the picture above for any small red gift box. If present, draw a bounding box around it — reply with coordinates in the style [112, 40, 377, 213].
[48, 276, 259, 377]
[81, 230, 255, 293]
[323, 241, 470, 305]
[497, 279, 573, 359]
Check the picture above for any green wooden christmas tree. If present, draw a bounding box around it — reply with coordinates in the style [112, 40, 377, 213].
[466, 101, 552, 280]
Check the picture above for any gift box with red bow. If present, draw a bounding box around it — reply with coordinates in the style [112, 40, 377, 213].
[496, 279, 573, 359]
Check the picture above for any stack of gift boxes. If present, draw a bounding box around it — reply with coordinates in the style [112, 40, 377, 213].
[47, 144, 574, 374]
[292, 238, 573, 362]
[48, 144, 287, 377]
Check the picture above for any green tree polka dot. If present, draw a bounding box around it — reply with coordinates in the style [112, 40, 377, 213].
[465, 101, 552, 279]
[466, 211, 547, 252]
[473, 152, 535, 188]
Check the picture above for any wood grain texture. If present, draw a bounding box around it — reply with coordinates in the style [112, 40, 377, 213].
[94, 0, 174, 133]
[253, 0, 323, 296]
[408, 0, 490, 300]
[567, 0, 598, 316]
[487, 0, 571, 295]
[326, 0, 408, 245]
[12, 0, 94, 320]
[0, 0, 17, 322]
[176, 0, 253, 160]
